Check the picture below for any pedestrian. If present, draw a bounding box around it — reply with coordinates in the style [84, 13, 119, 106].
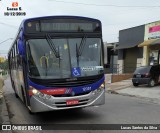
[0, 76, 4, 101]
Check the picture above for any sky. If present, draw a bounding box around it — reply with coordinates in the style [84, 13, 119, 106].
[0, 0, 160, 56]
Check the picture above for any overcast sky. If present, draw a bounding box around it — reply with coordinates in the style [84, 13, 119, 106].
[0, 0, 160, 56]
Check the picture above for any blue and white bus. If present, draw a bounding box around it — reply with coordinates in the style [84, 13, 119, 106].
[8, 16, 105, 113]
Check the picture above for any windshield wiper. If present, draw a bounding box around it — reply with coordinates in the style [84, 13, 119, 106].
[76, 36, 86, 66]
[46, 34, 61, 68]
[46, 34, 60, 58]
[77, 36, 86, 56]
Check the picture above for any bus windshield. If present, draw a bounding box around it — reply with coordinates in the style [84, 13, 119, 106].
[26, 38, 103, 79]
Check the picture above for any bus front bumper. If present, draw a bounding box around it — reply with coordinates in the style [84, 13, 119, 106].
[30, 90, 105, 113]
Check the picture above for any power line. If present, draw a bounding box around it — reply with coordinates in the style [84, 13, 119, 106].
[49, 0, 160, 8]
[0, 22, 18, 29]
[0, 38, 13, 45]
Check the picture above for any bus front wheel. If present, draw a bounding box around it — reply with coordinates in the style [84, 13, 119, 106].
[28, 109, 35, 115]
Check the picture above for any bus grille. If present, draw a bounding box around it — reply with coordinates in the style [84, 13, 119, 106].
[29, 74, 103, 87]
[52, 91, 90, 97]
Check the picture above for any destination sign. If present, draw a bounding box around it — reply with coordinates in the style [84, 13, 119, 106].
[25, 18, 101, 33]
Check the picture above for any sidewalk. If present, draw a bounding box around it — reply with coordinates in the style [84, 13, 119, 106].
[116, 85, 160, 104]
[106, 79, 132, 93]
[0, 96, 11, 124]
[0, 76, 11, 125]
[0, 86, 10, 124]
[106, 78, 160, 104]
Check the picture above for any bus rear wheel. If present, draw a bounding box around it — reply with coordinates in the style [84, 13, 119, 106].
[15, 93, 19, 98]
[12, 82, 18, 98]
[21, 87, 27, 106]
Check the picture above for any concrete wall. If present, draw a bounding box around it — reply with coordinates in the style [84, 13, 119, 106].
[118, 60, 124, 74]
[118, 49, 124, 73]
[137, 58, 143, 67]
[112, 74, 133, 83]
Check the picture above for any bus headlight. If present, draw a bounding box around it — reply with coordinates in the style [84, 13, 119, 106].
[31, 87, 51, 99]
[32, 88, 44, 98]
[97, 83, 105, 92]
[38, 92, 44, 98]
[92, 83, 105, 95]
[92, 89, 97, 95]
[45, 95, 51, 100]
[32, 88, 38, 95]
[100, 83, 105, 89]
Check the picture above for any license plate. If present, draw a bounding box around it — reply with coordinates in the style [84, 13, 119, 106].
[136, 75, 141, 78]
[66, 100, 79, 105]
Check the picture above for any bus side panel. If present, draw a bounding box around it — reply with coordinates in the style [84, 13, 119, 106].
[18, 67, 26, 103]
[11, 69, 23, 100]
[11, 55, 26, 102]
[17, 55, 27, 104]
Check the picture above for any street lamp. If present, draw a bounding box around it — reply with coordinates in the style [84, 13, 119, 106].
[0, 38, 13, 45]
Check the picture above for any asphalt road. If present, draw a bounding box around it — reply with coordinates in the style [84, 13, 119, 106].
[3, 77, 160, 133]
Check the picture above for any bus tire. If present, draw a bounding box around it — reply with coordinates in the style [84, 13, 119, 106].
[12, 82, 18, 98]
[28, 109, 35, 115]
[28, 107, 37, 115]
[21, 87, 26, 106]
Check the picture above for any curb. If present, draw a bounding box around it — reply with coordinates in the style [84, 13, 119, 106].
[108, 86, 160, 105]
[106, 84, 132, 94]
[114, 92, 160, 104]
[1, 96, 12, 133]
[1, 96, 11, 125]
[0, 77, 12, 133]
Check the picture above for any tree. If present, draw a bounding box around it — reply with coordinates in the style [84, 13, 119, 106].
[0, 59, 8, 70]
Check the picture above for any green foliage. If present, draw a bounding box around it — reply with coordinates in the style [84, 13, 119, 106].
[0, 59, 8, 70]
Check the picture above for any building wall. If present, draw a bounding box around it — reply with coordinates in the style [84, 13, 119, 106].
[117, 59, 124, 74]
[118, 47, 143, 73]
[124, 48, 137, 73]
[118, 25, 145, 73]
[104, 42, 118, 73]
[119, 25, 145, 49]
[137, 47, 144, 67]
[137, 58, 143, 67]
[118, 49, 124, 73]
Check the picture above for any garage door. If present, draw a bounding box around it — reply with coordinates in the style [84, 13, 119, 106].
[124, 48, 137, 73]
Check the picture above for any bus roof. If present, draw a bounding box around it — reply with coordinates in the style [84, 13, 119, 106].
[22, 15, 101, 23]
[19, 15, 101, 30]
[8, 16, 101, 55]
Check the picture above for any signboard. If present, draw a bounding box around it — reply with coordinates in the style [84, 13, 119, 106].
[145, 21, 160, 40]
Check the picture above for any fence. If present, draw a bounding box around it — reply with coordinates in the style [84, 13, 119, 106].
[105, 63, 142, 74]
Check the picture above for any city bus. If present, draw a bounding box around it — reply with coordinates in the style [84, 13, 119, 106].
[8, 16, 105, 113]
